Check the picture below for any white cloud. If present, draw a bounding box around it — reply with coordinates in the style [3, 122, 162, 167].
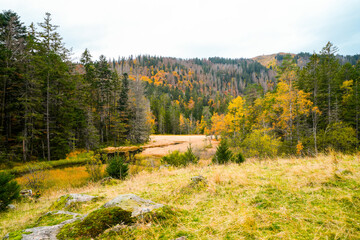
[1, 0, 359, 60]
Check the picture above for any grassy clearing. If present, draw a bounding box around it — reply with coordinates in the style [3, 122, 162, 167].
[1, 154, 360, 239]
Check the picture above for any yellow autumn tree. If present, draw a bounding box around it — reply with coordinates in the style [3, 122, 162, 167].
[250, 56, 313, 154]
[208, 113, 226, 139]
[225, 96, 248, 139]
[195, 116, 207, 134]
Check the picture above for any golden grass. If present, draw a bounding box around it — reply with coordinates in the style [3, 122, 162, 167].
[15, 166, 104, 195]
[2, 154, 360, 239]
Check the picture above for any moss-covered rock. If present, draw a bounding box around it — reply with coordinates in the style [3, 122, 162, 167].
[57, 207, 134, 239]
[102, 194, 164, 217]
[98, 206, 181, 239]
[49, 194, 100, 213]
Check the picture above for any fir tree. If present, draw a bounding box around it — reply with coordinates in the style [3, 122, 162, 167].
[212, 139, 233, 164]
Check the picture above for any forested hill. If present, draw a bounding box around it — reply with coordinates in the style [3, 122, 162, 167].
[112, 56, 276, 96]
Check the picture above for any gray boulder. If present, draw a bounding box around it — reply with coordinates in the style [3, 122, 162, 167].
[3, 216, 82, 240]
[103, 194, 164, 217]
[64, 193, 96, 207]
[7, 204, 15, 210]
[22, 217, 81, 240]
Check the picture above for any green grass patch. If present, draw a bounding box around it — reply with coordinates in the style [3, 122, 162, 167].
[26, 212, 74, 228]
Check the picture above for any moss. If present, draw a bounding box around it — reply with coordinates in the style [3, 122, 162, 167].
[49, 195, 70, 211]
[98, 207, 182, 240]
[49, 195, 102, 213]
[98, 225, 137, 240]
[7, 230, 30, 240]
[57, 207, 134, 239]
[27, 212, 74, 228]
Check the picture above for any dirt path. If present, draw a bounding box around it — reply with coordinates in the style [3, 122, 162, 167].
[141, 135, 218, 157]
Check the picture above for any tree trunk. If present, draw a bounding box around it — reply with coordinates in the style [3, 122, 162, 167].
[46, 71, 51, 161]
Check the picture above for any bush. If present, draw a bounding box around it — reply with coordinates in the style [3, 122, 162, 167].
[241, 129, 280, 158]
[86, 154, 103, 181]
[212, 139, 233, 164]
[233, 152, 245, 164]
[161, 151, 187, 167]
[161, 145, 199, 167]
[23, 162, 50, 190]
[0, 172, 20, 211]
[317, 122, 358, 154]
[106, 156, 129, 180]
[182, 144, 200, 165]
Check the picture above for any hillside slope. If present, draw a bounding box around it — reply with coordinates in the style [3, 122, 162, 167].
[252, 52, 295, 69]
[2, 155, 359, 239]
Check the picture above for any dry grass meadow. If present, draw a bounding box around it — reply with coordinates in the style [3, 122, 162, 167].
[1, 149, 360, 239]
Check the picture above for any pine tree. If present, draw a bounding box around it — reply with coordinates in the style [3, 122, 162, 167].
[106, 156, 128, 180]
[0, 172, 20, 211]
[117, 73, 130, 142]
[212, 139, 233, 164]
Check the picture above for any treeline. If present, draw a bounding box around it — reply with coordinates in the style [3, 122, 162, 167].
[0, 11, 151, 164]
[213, 42, 360, 157]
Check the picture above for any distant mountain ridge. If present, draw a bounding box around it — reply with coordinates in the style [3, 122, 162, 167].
[252, 52, 360, 69]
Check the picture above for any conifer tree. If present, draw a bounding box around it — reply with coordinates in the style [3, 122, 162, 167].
[212, 139, 233, 164]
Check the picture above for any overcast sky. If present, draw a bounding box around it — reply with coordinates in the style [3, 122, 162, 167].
[1, 0, 360, 61]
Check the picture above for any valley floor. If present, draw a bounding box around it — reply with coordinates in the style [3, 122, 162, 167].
[1, 153, 360, 239]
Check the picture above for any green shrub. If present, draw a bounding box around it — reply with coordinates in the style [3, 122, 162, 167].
[0, 172, 20, 211]
[86, 154, 103, 181]
[182, 144, 200, 164]
[317, 122, 358, 154]
[233, 152, 245, 164]
[241, 129, 280, 158]
[106, 155, 129, 180]
[161, 151, 186, 167]
[161, 145, 199, 167]
[212, 139, 233, 164]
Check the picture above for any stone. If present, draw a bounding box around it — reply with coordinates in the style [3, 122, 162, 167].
[159, 164, 170, 170]
[102, 194, 164, 217]
[65, 193, 96, 207]
[20, 189, 33, 197]
[47, 210, 81, 217]
[21, 217, 81, 240]
[4, 216, 83, 240]
[7, 204, 15, 209]
[191, 175, 207, 185]
[53, 193, 96, 209]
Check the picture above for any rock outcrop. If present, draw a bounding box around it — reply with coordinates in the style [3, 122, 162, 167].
[102, 194, 164, 217]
